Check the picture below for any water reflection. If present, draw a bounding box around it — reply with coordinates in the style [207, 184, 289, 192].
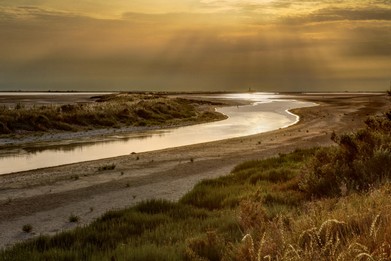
[0, 94, 315, 174]
[21, 132, 159, 154]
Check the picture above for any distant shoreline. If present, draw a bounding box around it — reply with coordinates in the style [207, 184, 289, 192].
[0, 90, 386, 94]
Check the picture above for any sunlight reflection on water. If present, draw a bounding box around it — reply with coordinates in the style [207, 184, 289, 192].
[0, 93, 315, 174]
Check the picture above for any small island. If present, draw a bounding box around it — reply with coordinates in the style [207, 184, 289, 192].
[0, 93, 226, 138]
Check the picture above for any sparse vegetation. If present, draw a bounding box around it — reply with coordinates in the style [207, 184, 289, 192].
[0, 94, 226, 135]
[1, 110, 390, 261]
[98, 163, 116, 171]
[70, 175, 79, 180]
[22, 224, 32, 233]
[68, 214, 80, 223]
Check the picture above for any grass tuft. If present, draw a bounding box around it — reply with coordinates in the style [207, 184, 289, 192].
[22, 224, 33, 233]
[98, 164, 116, 171]
[68, 214, 80, 223]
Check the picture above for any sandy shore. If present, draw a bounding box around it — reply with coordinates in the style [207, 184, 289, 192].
[0, 93, 389, 249]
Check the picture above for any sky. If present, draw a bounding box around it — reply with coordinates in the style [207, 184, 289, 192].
[0, 0, 390, 92]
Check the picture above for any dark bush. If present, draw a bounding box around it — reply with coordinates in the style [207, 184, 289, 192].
[301, 113, 391, 197]
[0, 121, 10, 134]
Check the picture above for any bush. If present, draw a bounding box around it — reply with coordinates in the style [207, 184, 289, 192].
[22, 224, 33, 233]
[0, 121, 10, 134]
[184, 231, 225, 261]
[98, 164, 116, 171]
[69, 214, 80, 223]
[301, 112, 391, 198]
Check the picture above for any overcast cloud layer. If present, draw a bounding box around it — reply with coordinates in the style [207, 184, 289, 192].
[0, 0, 390, 92]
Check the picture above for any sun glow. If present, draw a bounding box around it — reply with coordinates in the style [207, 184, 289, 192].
[0, 0, 390, 91]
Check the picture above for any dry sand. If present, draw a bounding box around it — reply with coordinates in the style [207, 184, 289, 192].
[0, 93, 389, 249]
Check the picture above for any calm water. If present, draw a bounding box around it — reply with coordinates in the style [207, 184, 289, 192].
[0, 93, 315, 174]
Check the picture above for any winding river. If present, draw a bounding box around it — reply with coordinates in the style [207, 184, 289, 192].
[0, 93, 316, 174]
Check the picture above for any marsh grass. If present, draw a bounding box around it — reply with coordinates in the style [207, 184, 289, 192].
[2, 111, 390, 261]
[0, 94, 225, 135]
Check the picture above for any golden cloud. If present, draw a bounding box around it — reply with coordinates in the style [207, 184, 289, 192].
[0, 1, 390, 91]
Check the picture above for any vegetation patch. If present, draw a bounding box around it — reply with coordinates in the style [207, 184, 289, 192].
[0, 94, 226, 135]
[68, 215, 80, 223]
[97, 164, 116, 172]
[301, 114, 391, 198]
[22, 224, 33, 233]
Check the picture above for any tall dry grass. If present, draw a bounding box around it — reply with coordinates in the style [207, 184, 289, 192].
[229, 184, 391, 261]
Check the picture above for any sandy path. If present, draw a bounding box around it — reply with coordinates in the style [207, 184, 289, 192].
[0, 93, 389, 249]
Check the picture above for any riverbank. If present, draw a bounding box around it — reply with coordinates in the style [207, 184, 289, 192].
[0, 93, 389, 248]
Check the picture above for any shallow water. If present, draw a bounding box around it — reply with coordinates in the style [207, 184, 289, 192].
[0, 93, 315, 174]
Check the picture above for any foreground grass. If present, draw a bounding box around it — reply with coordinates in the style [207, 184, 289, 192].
[0, 149, 313, 261]
[1, 112, 390, 260]
[0, 93, 225, 135]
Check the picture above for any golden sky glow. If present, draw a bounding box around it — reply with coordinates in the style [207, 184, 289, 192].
[0, 0, 390, 91]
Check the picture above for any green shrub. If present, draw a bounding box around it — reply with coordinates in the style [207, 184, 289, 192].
[184, 231, 225, 261]
[301, 112, 391, 198]
[249, 168, 296, 184]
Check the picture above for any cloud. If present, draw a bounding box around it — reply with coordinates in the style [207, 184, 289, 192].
[0, 5, 81, 20]
[121, 11, 236, 26]
[0, 2, 390, 91]
[282, 6, 391, 24]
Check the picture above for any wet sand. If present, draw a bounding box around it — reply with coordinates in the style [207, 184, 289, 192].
[0, 93, 389, 249]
